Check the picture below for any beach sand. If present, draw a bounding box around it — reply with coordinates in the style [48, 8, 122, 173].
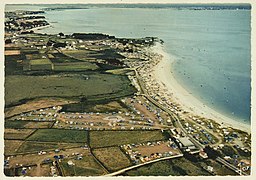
[150, 43, 250, 133]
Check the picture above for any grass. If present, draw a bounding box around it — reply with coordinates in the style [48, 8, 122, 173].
[5, 120, 54, 129]
[4, 140, 24, 155]
[4, 129, 36, 140]
[106, 68, 132, 75]
[60, 150, 106, 176]
[24, 121, 55, 129]
[5, 73, 135, 106]
[124, 157, 211, 176]
[49, 53, 82, 63]
[62, 49, 124, 66]
[90, 130, 165, 148]
[90, 101, 127, 113]
[93, 147, 132, 172]
[30, 58, 52, 65]
[27, 129, 88, 143]
[203, 159, 238, 176]
[4, 98, 76, 118]
[62, 50, 95, 61]
[5, 55, 24, 75]
[29, 58, 52, 70]
[17, 141, 84, 153]
[5, 120, 29, 128]
[53, 62, 98, 71]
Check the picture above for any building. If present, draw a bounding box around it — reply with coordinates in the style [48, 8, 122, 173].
[177, 137, 196, 151]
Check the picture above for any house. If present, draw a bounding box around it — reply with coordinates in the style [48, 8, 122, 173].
[199, 151, 208, 159]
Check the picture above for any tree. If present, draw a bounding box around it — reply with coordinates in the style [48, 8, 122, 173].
[204, 146, 221, 159]
[59, 32, 64, 36]
[5, 39, 12, 44]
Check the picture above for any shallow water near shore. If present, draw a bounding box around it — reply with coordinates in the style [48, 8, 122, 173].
[6, 5, 251, 125]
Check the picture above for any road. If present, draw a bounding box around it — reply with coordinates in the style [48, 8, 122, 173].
[134, 67, 204, 150]
[134, 67, 249, 176]
[216, 157, 249, 176]
[104, 154, 183, 176]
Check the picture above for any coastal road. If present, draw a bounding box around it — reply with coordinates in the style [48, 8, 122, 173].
[133, 67, 248, 176]
[104, 154, 183, 176]
[216, 157, 249, 176]
[134, 67, 204, 150]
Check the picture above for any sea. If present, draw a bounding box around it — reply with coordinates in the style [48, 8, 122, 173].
[5, 4, 251, 125]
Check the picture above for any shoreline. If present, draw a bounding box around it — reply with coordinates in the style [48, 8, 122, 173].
[149, 43, 250, 133]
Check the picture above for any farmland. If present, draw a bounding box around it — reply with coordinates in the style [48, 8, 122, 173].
[90, 130, 165, 148]
[4, 129, 36, 140]
[27, 129, 88, 143]
[5, 73, 135, 106]
[123, 157, 211, 176]
[92, 147, 132, 172]
[5, 140, 24, 155]
[4, 98, 77, 118]
[53, 62, 98, 71]
[5, 120, 54, 129]
[59, 149, 106, 176]
[17, 142, 84, 153]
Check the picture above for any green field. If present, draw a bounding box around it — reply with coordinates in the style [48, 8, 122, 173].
[5, 55, 24, 75]
[53, 62, 98, 71]
[124, 157, 211, 176]
[27, 129, 88, 143]
[4, 129, 35, 140]
[90, 130, 165, 148]
[93, 147, 132, 172]
[60, 150, 106, 176]
[17, 141, 84, 153]
[5, 140, 24, 155]
[62, 50, 96, 61]
[30, 58, 52, 65]
[5, 120, 54, 129]
[49, 53, 82, 63]
[5, 120, 29, 129]
[5, 73, 135, 106]
[30, 58, 52, 70]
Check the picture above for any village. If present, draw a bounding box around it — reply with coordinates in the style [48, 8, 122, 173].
[4, 10, 251, 177]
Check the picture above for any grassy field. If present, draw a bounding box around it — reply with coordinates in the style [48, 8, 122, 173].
[5, 120, 29, 128]
[30, 58, 52, 70]
[49, 53, 82, 63]
[17, 141, 84, 153]
[5, 55, 24, 75]
[30, 58, 52, 65]
[62, 50, 96, 61]
[89, 101, 127, 113]
[4, 129, 36, 140]
[5, 73, 135, 106]
[124, 157, 211, 176]
[27, 129, 88, 143]
[4, 140, 24, 155]
[93, 147, 132, 172]
[4, 129, 35, 140]
[5, 98, 76, 118]
[60, 150, 106, 176]
[53, 62, 98, 71]
[5, 120, 54, 129]
[90, 130, 165, 148]
[25, 54, 46, 60]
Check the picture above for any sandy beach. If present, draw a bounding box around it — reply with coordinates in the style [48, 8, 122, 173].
[150, 43, 250, 133]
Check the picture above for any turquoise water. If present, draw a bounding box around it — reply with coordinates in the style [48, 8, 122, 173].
[6, 5, 251, 124]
